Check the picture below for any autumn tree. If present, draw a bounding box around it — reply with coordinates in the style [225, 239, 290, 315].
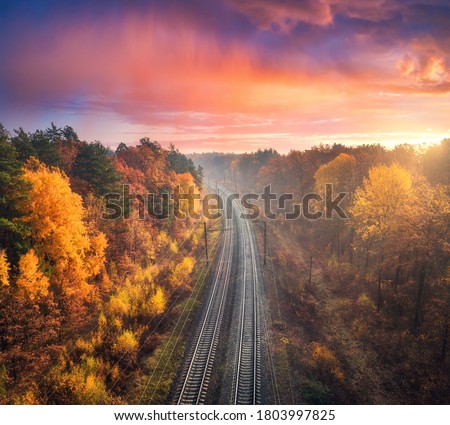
[114, 138, 174, 195]
[257, 156, 289, 195]
[314, 153, 357, 260]
[350, 164, 413, 311]
[16, 249, 50, 300]
[21, 160, 106, 325]
[228, 149, 278, 192]
[0, 287, 61, 401]
[52, 126, 82, 175]
[400, 181, 450, 332]
[422, 139, 450, 185]
[169, 257, 195, 288]
[390, 144, 419, 174]
[314, 153, 357, 196]
[0, 250, 10, 287]
[149, 286, 166, 315]
[0, 122, 207, 403]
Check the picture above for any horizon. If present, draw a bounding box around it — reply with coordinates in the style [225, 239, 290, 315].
[1, 0, 450, 152]
[2, 120, 444, 156]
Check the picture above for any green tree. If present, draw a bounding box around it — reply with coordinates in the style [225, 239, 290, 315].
[44, 122, 62, 143]
[72, 142, 121, 196]
[61, 125, 79, 142]
[167, 144, 202, 185]
[11, 128, 35, 162]
[29, 130, 61, 166]
[0, 125, 29, 255]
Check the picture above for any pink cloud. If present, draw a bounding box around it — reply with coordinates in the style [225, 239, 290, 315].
[397, 54, 416, 77]
[396, 37, 450, 89]
[2, 1, 450, 152]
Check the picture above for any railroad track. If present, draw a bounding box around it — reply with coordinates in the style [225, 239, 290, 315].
[173, 186, 262, 405]
[233, 197, 261, 405]
[175, 216, 233, 404]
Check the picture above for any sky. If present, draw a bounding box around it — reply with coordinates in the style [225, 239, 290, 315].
[0, 0, 449, 153]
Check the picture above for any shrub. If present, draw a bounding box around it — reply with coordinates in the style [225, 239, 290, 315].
[301, 379, 331, 404]
[310, 343, 344, 382]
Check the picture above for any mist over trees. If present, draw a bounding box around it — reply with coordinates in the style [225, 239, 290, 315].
[1, 123, 448, 404]
[193, 139, 449, 404]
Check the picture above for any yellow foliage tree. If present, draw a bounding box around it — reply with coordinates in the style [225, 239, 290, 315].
[399, 180, 450, 332]
[86, 232, 108, 276]
[175, 172, 196, 193]
[169, 257, 195, 287]
[314, 153, 357, 259]
[113, 330, 138, 356]
[57, 358, 110, 404]
[0, 250, 10, 287]
[150, 286, 166, 315]
[314, 153, 357, 195]
[108, 288, 131, 317]
[350, 163, 413, 241]
[350, 163, 413, 311]
[174, 172, 201, 217]
[16, 249, 49, 300]
[21, 160, 106, 298]
[82, 374, 109, 404]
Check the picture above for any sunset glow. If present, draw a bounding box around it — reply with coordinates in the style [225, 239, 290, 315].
[1, 0, 449, 151]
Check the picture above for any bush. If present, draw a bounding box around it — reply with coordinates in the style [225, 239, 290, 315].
[0, 365, 7, 399]
[310, 343, 344, 382]
[300, 379, 331, 404]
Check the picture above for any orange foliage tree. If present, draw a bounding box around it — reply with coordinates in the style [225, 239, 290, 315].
[21, 160, 106, 323]
[314, 153, 357, 260]
[0, 250, 9, 287]
[16, 249, 49, 300]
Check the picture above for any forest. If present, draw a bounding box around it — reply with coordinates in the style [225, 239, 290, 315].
[0, 122, 448, 404]
[0, 123, 203, 403]
[192, 140, 449, 403]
